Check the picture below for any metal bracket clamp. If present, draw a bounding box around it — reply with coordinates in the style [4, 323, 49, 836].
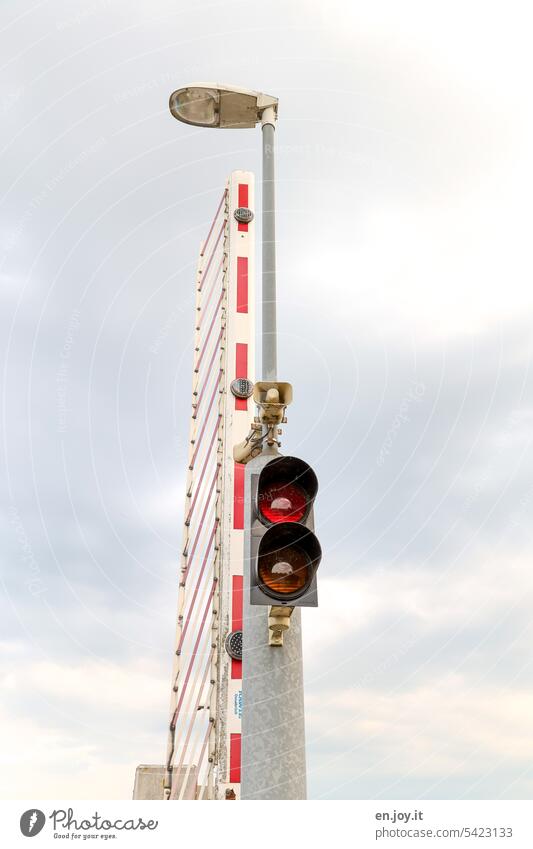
[232, 381, 292, 463]
[268, 606, 294, 646]
[233, 422, 263, 464]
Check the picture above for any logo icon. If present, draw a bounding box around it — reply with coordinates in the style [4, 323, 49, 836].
[20, 810, 46, 838]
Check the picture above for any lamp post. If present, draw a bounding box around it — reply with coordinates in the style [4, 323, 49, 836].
[169, 83, 279, 380]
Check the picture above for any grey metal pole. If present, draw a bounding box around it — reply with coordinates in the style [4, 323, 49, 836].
[262, 110, 277, 381]
[241, 107, 308, 800]
[241, 454, 307, 799]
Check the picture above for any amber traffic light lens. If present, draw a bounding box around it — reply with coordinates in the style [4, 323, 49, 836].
[258, 545, 311, 596]
[259, 483, 308, 524]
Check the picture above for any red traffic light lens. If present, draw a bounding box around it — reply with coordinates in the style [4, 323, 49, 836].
[259, 483, 307, 524]
[258, 545, 311, 596]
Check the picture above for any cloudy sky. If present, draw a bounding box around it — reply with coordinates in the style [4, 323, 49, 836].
[2, 0, 533, 800]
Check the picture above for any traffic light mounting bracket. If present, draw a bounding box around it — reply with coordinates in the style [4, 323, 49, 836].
[268, 605, 294, 646]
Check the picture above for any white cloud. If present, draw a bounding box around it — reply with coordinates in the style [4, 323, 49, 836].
[307, 677, 533, 791]
[142, 479, 187, 527]
[18, 658, 167, 713]
[0, 705, 138, 799]
[303, 551, 533, 664]
[0, 655, 168, 798]
[291, 191, 533, 339]
[306, 0, 533, 98]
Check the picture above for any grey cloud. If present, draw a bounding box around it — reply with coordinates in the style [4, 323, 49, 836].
[1, 0, 532, 800]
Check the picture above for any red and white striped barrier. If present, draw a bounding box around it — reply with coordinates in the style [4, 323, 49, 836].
[165, 172, 255, 800]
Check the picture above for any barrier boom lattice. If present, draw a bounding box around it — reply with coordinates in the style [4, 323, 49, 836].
[164, 171, 255, 800]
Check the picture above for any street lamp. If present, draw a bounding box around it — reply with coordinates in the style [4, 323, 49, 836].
[169, 82, 279, 381]
[169, 83, 277, 129]
[168, 82, 307, 802]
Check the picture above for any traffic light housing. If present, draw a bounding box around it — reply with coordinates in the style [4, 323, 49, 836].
[249, 455, 321, 607]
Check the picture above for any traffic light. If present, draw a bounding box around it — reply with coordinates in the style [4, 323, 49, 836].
[249, 455, 321, 607]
